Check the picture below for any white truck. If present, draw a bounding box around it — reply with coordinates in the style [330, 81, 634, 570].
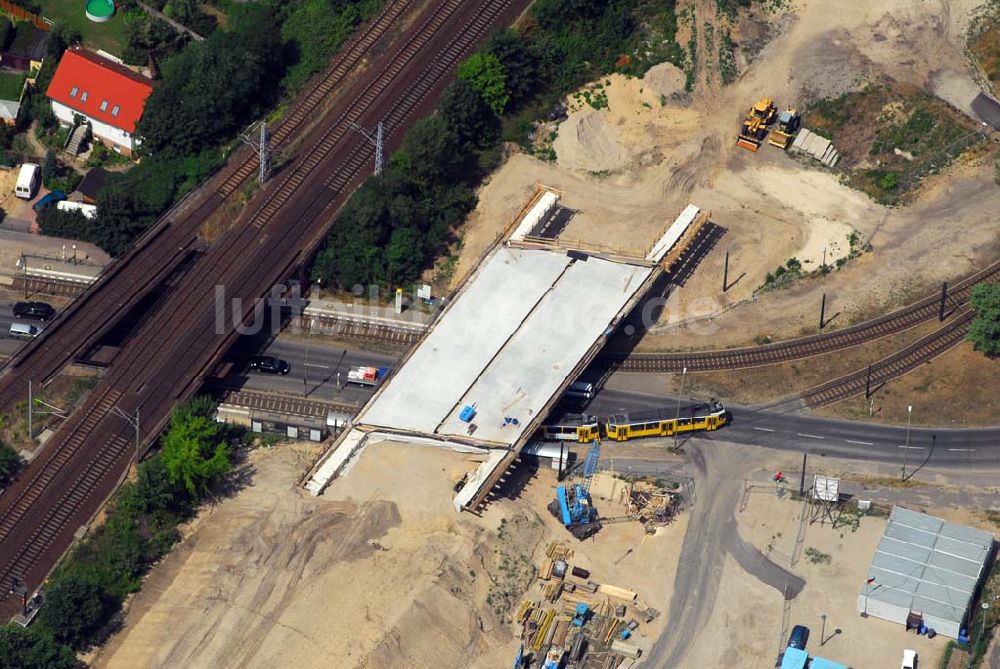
[346, 365, 389, 387]
[15, 163, 40, 199]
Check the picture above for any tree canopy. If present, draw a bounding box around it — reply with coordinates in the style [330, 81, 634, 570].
[968, 282, 1000, 356]
[38, 571, 111, 649]
[457, 52, 509, 115]
[0, 625, 75, 669]
[138, 5, 284, 157]
[160, 404, 230, 498]
[0, 441, 21, 488]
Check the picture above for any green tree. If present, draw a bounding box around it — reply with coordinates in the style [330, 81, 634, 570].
[391, 116, 463, 187]
[160, 408, 230, 498]
[0, 625, 75, 669]
[38, 571, 111, 648]
[968, 282, 1000, 356]
[0, 441, 21, 487]
[457, 52, 509, 115]
[439, 79, 499, 149]
[485, 29, 537, 106]
[41, 149, 58, 185]
[138, 5, 283, 157]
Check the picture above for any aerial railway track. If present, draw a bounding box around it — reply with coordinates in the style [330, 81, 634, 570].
[0, 0, 417, 412]
[0, 0, 527, 615]
[611, 259, 999, 373]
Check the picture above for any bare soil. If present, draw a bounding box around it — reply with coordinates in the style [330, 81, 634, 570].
[93, 441, 689, 668]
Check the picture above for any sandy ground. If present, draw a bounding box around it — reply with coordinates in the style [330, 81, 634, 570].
[93, 441, 689, 668]
[459, 0, 1000, 349]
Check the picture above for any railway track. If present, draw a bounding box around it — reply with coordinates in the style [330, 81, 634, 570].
[800, 308, 975, 408]
[612, 260, 999, 373]
[0, 0, 526, 615]
[0, 0, 417, 412]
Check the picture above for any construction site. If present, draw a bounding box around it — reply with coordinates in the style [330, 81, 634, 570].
[85, 0, 1000, 667]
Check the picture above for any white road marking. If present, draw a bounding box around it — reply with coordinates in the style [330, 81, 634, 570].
[897, 445, 924, 450]
[753, 426, 775, 432]
[305, 363, 331, 369]
[845, 440, 874, 446]
[797, 433, 825, 439]
[948, 448, 976, 452]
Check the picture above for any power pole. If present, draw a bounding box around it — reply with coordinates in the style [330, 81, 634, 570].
[27, 379, 31, 440]
[722, 250, 729, 292]
[349, 121, 385, 177]
[819, 293, 827, 329]
[240, 121, 269, 184]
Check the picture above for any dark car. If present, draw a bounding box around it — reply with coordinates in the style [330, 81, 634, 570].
[32, 190, 67, 213]
[249, 356, 290, 375]
[787, 625, 809, 650]
[12, 301, 55, 322]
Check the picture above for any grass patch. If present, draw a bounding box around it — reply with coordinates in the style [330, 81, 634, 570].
[32, 0, 131, 55]
[804, 82, 983, 204]
[804, 547, 832, 564]
[0, 70, 26, 100]
[719, 29, 737, 85]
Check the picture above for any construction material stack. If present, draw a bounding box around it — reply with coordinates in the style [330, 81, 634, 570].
[516, 541, 654, 668]
[737, 98, 777, 152]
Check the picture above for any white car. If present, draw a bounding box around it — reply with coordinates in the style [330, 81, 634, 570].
[901, 649, 917, 669]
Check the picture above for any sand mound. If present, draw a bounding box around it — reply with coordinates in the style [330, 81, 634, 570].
[554, 107, 632, 172]
[643, 62, 686, 100]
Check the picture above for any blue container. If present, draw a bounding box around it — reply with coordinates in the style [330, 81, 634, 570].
[459, 405, 476, 422]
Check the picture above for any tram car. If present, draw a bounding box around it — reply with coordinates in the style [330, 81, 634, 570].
[603, 400, 727, 442]
[537, 413, 600, 442]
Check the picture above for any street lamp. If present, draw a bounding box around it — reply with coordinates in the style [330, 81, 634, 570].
[901, 405, 912, 481]
[981, 602, 990, 641]
[820, 613, 827, 646]
[673, 366, 687, 449]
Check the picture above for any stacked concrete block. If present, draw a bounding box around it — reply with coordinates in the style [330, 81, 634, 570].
[790, 127, 839, 168]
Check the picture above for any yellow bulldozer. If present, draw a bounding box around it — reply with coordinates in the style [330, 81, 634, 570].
[736, 98, 777, 152]
[768, 108, 801, 149]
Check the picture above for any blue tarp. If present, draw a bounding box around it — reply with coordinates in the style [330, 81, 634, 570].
[780, 647, 808, 669]
[810, 658, 848, 669]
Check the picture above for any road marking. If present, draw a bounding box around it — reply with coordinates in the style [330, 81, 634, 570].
[948, 448, 976, 452]
[753, 427, 775, 432]
[897, 445, 924, 450]
[305, 363, 331, 369]
[797, 433, 825, 440]
[845, 439, 874, 446]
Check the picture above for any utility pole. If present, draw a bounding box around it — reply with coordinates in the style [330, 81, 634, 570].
[939, 282, 948, 321]
[819, 293, 827, 329]
[349, 121, 385, 177]
[722, 250, 729, 292]
[303, 320, 314, 397]
[673, 367, 687, 449]
[112, 406, 141, 465]
[240, 121, 269, 184]
[901, 405, 912, 481]
[799, 453, 807, 497]
[27, 379, 31, 440]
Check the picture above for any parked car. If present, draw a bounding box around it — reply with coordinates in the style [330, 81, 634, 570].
[787, 625, 809, 650]
[8, 322, 41, 339]
[12, 301, 55, 322]
[32, 190, 67, 213]
[901, 649, 917, 669]
[249, 356, 290, 375]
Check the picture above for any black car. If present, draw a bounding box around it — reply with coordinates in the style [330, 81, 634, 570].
[787, 624, 809, 650]
[12, 301, 55, 322]
[249, 356, 290, 375]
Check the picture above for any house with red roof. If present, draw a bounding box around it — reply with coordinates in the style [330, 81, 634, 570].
[45, 47, 153, 157]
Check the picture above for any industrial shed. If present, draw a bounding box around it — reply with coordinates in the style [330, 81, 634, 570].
[858, 507, 995, 639]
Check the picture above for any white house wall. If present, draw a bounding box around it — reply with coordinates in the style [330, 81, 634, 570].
[51, 100, 135, 153]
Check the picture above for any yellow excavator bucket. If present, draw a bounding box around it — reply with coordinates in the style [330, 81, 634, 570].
[736, 136, 760, 152]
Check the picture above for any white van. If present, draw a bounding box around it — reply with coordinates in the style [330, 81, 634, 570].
[9, 322, 41, 339]
[15, 163, 40, 199]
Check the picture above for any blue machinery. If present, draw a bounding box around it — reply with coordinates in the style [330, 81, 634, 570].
[551, 440, 602, 539]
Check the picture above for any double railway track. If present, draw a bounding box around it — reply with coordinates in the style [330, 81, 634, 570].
[0, 0, 527, 615]
[800, 308, 976, 408]
[612, 260, 999, 373]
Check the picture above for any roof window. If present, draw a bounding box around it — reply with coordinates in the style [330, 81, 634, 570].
[80, 91, 89, 102]
[111, 105, 120, 117]
[69, 86, 78, 98]
[99, 100, 108, 112]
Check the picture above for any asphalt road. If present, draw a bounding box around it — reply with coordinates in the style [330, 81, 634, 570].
[585, 388, 1000, 468]
[0, 297, 54, 357]
[219, 336, 396, 405]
